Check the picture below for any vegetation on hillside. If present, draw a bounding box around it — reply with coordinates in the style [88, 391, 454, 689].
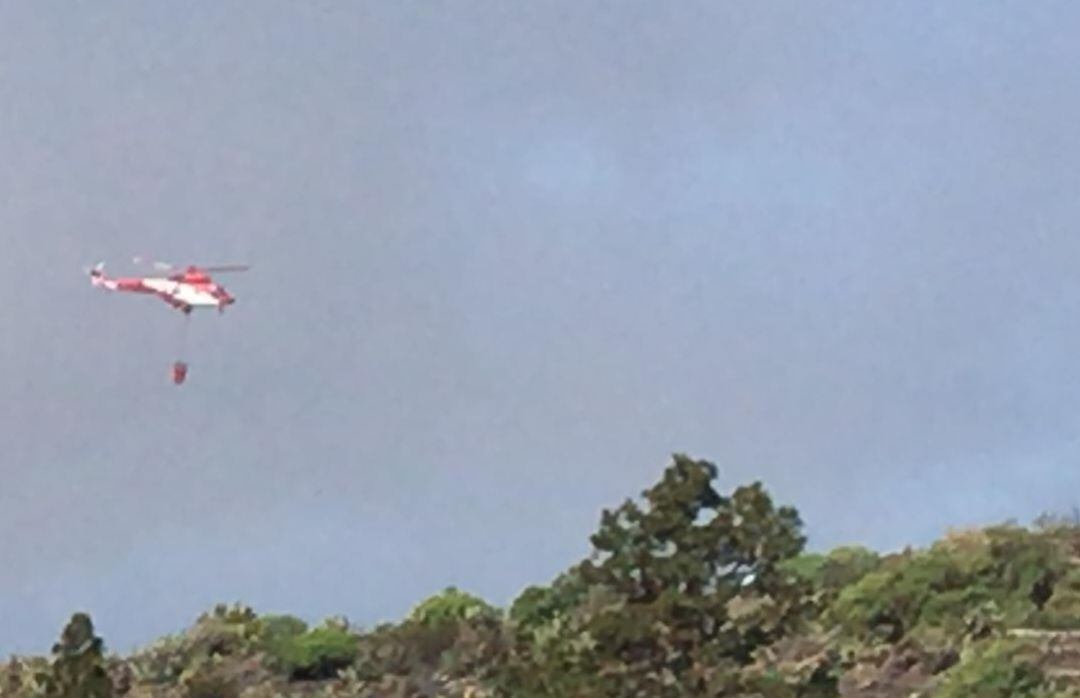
[4, 454, 1080, 697]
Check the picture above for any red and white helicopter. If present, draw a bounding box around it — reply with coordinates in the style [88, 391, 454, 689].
[87, 258, 250, 384]
[88, 257, 248, 314]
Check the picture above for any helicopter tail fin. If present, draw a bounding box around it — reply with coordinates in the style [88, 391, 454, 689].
[87, 262, 117, 290]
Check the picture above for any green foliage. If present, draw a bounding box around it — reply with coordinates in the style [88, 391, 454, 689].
[782, 545, 880, 624]
[935, 639, 1051, 698]
[351, 610, 510, 694]
[269, 620, 359, 681]
[508, 568, 589, 636]
[782, 546, 880, 592]
[409, 587, 498, 628]
[126, 634, 189, 685]
[254, 614, 309, 671]
[781, 553, 827, 584]
[318, 587, 505, 691]
[507, 586, 556, 630]
[127, 602, 266, 686]
[499, 454, 813, 696]
[1030, 568, 1080, 629]
[187, 603, 262, 658]
[817, 546, 881, 590]
[26, 455, 1080, 698]
[827, 526, 1070, 644]
[36, 613, 113, 698]
[257, 614, 308, 643]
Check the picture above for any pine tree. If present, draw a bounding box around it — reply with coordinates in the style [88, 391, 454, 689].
[37, 613, 113, 698]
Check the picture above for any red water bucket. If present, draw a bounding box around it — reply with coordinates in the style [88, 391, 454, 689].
[172, 361, 188, 385]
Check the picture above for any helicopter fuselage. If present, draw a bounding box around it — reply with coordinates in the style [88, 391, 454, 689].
[91, 267, 236, 314]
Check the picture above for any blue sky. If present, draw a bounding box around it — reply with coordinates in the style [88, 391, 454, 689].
[4, 1, 1080, 654]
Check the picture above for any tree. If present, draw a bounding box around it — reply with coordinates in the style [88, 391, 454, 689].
[508, 569, 589, 633]
[506, 454, 812, 695]
[37, 613, 113, 698]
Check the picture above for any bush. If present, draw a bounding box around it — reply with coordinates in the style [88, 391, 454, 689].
[127, 604, 267, 686]
[359, 621, 452, 679]
[935, 639, 1050, 698]
[254, 614, 308, 670]
[2, 656, 49, 698]
[180, 663, 239, 698]
[782, 547, 879, 593]
[827, 526, 1070, 643]
[187, 604, 261, 658]
[257, 614, 308, 644]
[126, 635, 189, 685]
[409, 587, 498, 627]
[270, 622, 359, 681]
[1029, 568, 1080, 629]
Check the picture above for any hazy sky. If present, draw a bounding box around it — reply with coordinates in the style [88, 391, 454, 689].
[4, 1, 1080, 655]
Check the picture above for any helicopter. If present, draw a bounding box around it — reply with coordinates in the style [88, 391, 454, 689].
[86, 258, 250, 384]
[87, 258, 249, 314]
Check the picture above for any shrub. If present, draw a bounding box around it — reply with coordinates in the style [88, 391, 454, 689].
[827, 526, 1071, 643]
[126, 634, 189, 685]
[127, 604, 266, 686]
[187, 604, 261, 659]
[935, 639, 1050, 698]
[409, 588, 498, 627]
[782, 547, 879, 593]
[271, 622, 359, 681]
[180, 663, 239, 698]
[1029, 568, 1080, 629]
[254, 614, 309, 671]
[257, 615, 308, 644]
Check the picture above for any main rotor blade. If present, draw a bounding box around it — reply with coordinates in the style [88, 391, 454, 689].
[133, 256, 174, 271]
[200, 264, 250, 273]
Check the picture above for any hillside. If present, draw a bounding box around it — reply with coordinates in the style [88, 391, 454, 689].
[6, 455, 1080, 698]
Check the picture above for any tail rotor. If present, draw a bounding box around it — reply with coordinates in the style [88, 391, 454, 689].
[84, 261, 106, 285]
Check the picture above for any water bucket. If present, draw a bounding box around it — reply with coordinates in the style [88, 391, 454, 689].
[172, 361, 188, 385]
